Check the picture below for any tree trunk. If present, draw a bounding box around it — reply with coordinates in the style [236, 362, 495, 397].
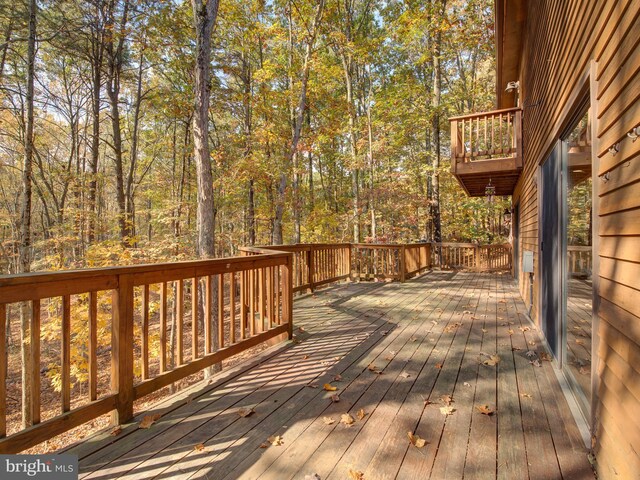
[431, 0, 446, 244]
[19, 0, 37, 428]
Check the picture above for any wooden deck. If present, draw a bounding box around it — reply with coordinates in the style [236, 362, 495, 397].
[68, 272, 593, 479]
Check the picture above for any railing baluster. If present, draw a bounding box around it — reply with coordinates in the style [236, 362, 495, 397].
[218, 274, 224, 348]
[192, 278, 198, 360]
[160, 282, 167, 372]
[259, 268, 266, 332]
[240, 271, 247, 340]
[250, 268, 256, 336]
[89, 291, 98, 400]
[0, 303, 5, 438]
[230, 272, 236, 343]
[176, 279, 184, 366]
[205, 276, 212, 354]
[142, 285, 150, 380]
[61, 295, 71, 414]
[111, 274, 134, 425]
[31, 300, 41, 424]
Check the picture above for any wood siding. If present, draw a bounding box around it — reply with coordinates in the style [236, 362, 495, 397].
[510, 1, 640, 479]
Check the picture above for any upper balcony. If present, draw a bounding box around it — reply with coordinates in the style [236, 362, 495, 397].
[449, 107, 523, 197]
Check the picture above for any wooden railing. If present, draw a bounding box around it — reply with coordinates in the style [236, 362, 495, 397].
[352, 243, 432, 282]
[568, 245, 592, 277]
[0, 249, 293, 453]
[241, 244, 351, 293]
[432, 243, 512, 272]
[449, 107, 522, 163]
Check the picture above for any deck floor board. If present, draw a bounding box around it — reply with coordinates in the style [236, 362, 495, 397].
[70, 272, 593, 480]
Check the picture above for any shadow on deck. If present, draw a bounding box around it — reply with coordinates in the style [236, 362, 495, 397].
[67, 272, 593, 479]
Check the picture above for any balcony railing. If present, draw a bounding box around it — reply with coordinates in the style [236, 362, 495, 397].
[449, 107, 523, 196]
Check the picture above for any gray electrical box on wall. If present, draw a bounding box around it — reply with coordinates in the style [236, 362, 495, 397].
[523, 250, 534, 273]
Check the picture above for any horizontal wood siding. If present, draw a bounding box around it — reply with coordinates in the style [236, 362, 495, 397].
[509, 1, 640, 478]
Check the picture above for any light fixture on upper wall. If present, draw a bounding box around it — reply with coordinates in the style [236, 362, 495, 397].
[505, 81, 520, 93]
[503, 208, 512, 226]
[485, 179, 496, 202]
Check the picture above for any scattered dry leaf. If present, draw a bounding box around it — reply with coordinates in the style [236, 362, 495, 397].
[482, 355, 501, 366]
[525, 350, 537, 358]
[259, 442, 270, 448]
[267, 435, 283, 446]
[302, 355, 309, 360]
[380, 330, 388, 336]
[463, 382, 471, 387]
[323, 416, 335, 425]
[367, 364, 382, 374]
[407, 431, 428, 448]
[476, 404, 495, 416]
[440, 394, 453, 405]
[440, 406, 455, 416]
[110, 427, 122, 436]
[435, 363, 443, 370]
[193, 443, 205, 451]
[520, 393, 532, 398]
[579, 366, 590, 375]
[482, 328, 488, 333]
[410, 336, 418, 342]
[444, 322, 461, 333]
[323, 383, 338, 391]
[139, 413, 161, 429]
[237, 407, 255, 418]
[341, 413, 355, 426]
[356, 408, 367, 420]
[519, 326, 530, 332]
[330, 394, 340, 402]
[400, 371, 411, 379]
[304, 474, 321, 480]
[540, 352, 552, 361]
[298, 326, 306, 332]
[575, 339, 584, 345]
[530, 359, 541, 367]
[349, 470, 364, 480]
[528, 341, 536, 346]
[507, 329, 514, 335]
[306, 383, 318, 389]
[333, 374, 343, 382]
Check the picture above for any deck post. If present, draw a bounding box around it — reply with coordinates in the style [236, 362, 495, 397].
[111, 273, 134, 426]
[282, 253, 294, 339]
[308, 245, 315, 293]
[400, 245, 407, 282]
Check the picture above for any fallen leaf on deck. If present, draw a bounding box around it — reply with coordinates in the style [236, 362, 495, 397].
[440, 406, 455, 416]
[519, 326, 530, 332]
[299, 326, 306, 332]
[476, 404, 495, 415]
[330, 394, 340, 402]
[435, 363, 443, 370]
[357, 409, 367, 420]
[385, 354, 394, 361]
[333, 374, 343, 381]
[259, 442, 270, 448]
[237, 408, 255, 418]
[306, 383, 318, 389]
[323, 416, 335, 425]
[267, 435, 283, 446]
[408, 431, 428, 448]
[380, 330, 388, 336]
[507, 329, 514, 335]
[528, 341, 536, 346]
[368, 364, 382, 374]
[193, 443, 205, 451]
[304, 474, 321, 480]
[463, 310, 471, 315]
[334, 356, 341, 361]
[110, 427, 122, 436]
[302, 355, 309, 360]
[410, 336, 418, 342]
[444, 322, 461, 333]
[349, 470, 364, 480]
[463, 382, 471, 387]
[575, 339, 584, 345]
[139, 413, 161, 429]
[482, 355, 501, 366]
[400, 371, 411, 379]
[511, 347, 522, 351]
[520, 393, 532, 398]
[540, 352, 552, 361]
[482, 328, 488, 333]
[440, 394, 453, 405]
[525, 350, 537, 358]
[341, 413, 355, 426]
[579, 367, 590, 375]
[323, 383, 337, 391]
[530, 359, 541, 367]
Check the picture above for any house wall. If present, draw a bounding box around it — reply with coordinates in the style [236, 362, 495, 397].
[510, 1, 640, 478]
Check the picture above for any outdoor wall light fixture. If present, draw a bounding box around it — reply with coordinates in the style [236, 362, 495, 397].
[608, 143, 620, 156]
[485, 179, 496, 202]
[628, 126, 639, 142]
[505, 81, 520, 92]
[503, 208, 512, 226]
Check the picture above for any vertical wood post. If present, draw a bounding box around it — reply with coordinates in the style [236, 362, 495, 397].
[111, 274, 134, 426]
[0, 304, 5, 438]
[348, 244, 353, 281]
[282, 254, 294, 340]
[451, 119, 458, 174]
[400, 245, 407, 282]
[31, 300, 41, 424]
[308, 245, 315, 292]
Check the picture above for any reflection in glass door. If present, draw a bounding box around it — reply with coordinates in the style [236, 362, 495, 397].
[562, 108, 593, 417]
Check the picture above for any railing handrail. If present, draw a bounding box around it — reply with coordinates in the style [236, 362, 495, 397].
[448, 106, 521, 121]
